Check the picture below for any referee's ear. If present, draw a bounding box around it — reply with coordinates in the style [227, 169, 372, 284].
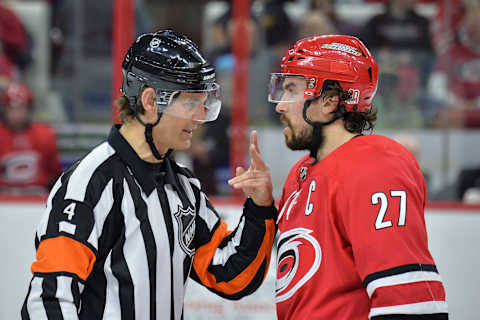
[140, 88, 158, 122]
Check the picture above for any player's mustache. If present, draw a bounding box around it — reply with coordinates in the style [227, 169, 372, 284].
[280, 114, 292, 128]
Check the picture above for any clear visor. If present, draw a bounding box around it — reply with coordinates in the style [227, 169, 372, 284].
[268, 74, 308, 103]
[155, 83, 221, 123]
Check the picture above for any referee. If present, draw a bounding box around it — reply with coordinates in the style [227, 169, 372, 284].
[21, 30, 276, 320]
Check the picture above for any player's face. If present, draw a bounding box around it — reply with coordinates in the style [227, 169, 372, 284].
[154, 92, 207, 151]
[275, 77, 317, 150]
[4, 103, 30, 131]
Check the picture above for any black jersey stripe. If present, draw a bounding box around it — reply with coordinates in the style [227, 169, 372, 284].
[157, 180, 176, 320]
[41, 275, 63, 319]
[110, 216, 135, 320]
[45, 179, 69, 237]
[20, 280, 32, 320]
[125, 173, 158, 320]
[70, 279, 81, 312]
[79, 180, 124, 319]
[195, 257, 269, 301]
[183, 256, 193, 284]
[209, 214, 267, 283]
[79, 262, 107, 319]
[363, 264, 439, 287]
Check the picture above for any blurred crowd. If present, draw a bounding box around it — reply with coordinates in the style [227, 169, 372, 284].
[0, 0, 479, 202]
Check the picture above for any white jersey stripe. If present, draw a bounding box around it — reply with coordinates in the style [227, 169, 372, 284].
[77, 282, 85, 295]
[121, 180, 150, 320]
[59, 221, 77, 234]
[369, 301, 449, 318]
[172, 225, 186, 320]
[37, 177, 63, 238]
[57, 276, 77, 318]
[213, 217, 245, 266]
[163, 183, 188, 320]
[88, 178, 114, 250]
[143, 191, 172, 320]
[187, 176, 201, 190]
[26, 277, 48, 320]
[178, 174, 196, 206]
[103, 252, 121, 319]
[366, 271, 443, 297]
[198, 193, 219, 231]
[66, 143, 115, 202]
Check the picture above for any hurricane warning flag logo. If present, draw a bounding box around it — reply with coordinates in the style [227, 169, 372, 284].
[276, 228, 322, 302]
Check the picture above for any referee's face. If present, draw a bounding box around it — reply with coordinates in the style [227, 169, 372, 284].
[153, 104, 203, 151]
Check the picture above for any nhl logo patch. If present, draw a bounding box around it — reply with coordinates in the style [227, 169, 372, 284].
[149, 38, 161, 49]
[300, 167, 308, 181]
[174, 205, 196, 257]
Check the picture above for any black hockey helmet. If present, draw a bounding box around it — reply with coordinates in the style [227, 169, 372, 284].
[121, 30, 221, 122]
[120, 30, 221, 160]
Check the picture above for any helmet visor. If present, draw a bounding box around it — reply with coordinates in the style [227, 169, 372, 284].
[155, 83, 221, 123]
[268, 74, 308, 103]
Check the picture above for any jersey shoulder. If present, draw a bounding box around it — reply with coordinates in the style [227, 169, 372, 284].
[339, 134, 420, 173]
[328, 134, 424, 195]
[61, 142, 118, 196]
[171, 159, 204, 193]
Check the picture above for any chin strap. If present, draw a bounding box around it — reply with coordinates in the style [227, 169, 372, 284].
[302, 98, 346, 161]
[135, 113, 169, 160]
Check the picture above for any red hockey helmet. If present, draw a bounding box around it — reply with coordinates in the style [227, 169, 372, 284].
[1, 83, 34, 109]
[269, 35, 378, 113]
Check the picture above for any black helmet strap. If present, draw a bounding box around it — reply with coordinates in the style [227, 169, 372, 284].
[302, 98, 346, 161]
[135, 112, 168, 161]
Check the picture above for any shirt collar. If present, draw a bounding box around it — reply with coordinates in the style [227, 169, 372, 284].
[107, 124, 183, 196]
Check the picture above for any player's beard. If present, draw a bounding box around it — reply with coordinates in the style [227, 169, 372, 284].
[281, 115, 323, 151]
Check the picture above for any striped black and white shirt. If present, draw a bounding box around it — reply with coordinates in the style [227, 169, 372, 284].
[22, 125, 276, 320]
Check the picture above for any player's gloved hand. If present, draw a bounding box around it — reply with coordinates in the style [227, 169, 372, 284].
[228, 130, 274, 207]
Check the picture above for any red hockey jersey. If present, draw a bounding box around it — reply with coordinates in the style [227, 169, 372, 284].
[0, 123, 61, 194]
[275, 134, 447, 319]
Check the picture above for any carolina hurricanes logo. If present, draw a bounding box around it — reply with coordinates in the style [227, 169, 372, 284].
[276, 228, 322, 302]
[1, 151, 39, 183]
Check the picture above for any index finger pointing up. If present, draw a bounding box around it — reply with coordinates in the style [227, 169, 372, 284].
[250, 130, 260, 154]
[249, 131, 267, 170]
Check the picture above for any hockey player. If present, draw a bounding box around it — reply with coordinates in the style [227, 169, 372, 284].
[22, 30, 275, 320]
[0, 83, 61, 195]
[230, 35, 448, 319]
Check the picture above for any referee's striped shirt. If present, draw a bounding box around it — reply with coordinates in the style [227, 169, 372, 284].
[22, 125, 276, 320]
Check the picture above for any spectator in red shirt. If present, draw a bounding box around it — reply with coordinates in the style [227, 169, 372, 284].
[0, 83, 62, 195]
[0, 2, 30, 69]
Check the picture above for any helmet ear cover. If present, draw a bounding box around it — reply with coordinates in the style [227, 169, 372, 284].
[279, 35, 378, 113]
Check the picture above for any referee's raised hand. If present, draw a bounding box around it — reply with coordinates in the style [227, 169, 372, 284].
[228, 130, 274, 207]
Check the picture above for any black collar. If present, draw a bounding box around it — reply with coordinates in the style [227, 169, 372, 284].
[107, 125, 183, 196]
